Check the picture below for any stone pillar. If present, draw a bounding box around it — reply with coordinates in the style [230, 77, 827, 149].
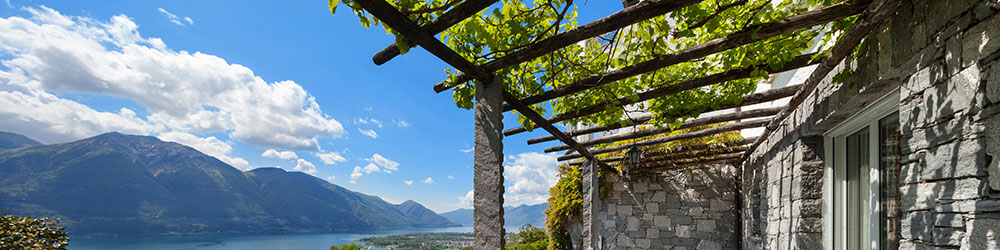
[582, 160, 600, 249]
[473, 77, 504, 249]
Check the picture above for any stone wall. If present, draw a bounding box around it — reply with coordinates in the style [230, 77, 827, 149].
[742, 0, 1000, 249]
[595, 166, 736, 250]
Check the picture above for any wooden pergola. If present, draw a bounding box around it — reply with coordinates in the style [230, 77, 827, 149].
[345, 0, 899, 248]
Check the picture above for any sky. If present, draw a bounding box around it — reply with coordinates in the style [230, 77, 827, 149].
[0, 0, 624, 213]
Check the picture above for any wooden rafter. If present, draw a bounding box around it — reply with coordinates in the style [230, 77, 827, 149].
[570, 145, 748, 166]
[738, 0, 901, 164]
[557, 120, 763, 161]
[353, 0, 610, 170]
[543, 107, 781, 152]
[527, 105, 780, 145]
[432, 0, 704, 92]
[507, 83, 801, 136]
[505, 0, 869, 107]
[372, 0, 499, 65]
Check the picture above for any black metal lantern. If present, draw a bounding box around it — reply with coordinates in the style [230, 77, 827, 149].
[626, 146, 644, 166]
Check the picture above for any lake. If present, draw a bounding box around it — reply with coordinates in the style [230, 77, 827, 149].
[70, 227, 484, 250]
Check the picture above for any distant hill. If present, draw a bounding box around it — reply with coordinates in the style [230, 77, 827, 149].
[0, 132, 458, 237]
[0, 131, 42, 151]
[441, 203, 548, 228]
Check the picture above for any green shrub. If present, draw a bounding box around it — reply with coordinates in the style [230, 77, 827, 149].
[0, 209, 70, 249]
[506, 224, 548, 250]
[330, 242, 370, 250]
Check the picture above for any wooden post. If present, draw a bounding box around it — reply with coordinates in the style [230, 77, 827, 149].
[582, 160, 600, 249]
[474, 77, 504, 249]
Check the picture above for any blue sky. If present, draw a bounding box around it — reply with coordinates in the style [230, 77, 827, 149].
[0, 0, 620, 212]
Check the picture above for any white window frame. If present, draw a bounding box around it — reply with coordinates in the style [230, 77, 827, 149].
[822, 89, 899, 250]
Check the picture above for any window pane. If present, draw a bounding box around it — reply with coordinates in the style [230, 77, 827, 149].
[846, 128, 868, 250]
[880, 112, 901, 250]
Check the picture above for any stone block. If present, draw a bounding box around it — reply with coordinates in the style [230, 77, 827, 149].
[647, 228, 660, 239]
[696, 220, 716, 232]
[988, 115, 1000, 191]
[696, 240, 722, 250]
[633, 182, 648, 193]
[674, 216, 693, 225]
[935, 213, 966, 228]
[933, 227, 965, 247]
[619, 205, 634, 217]
[627, 217, 640, 231]
[937, 178, 984, 201]
[710, 200, 729, 211]
[651, 191, 666, 202]
[676, 225, 691, 238]
[654, 216, 671, 228]
[920, 139, 987, 181]
[635, 238, 651, 249]
[918, 65, 979, 122]
[901, 182, 938, 211]
[991, 65, 1000, 104]
[902, 211, 934, 241]
[962, 218, 1000, 250]
[646, 203, 659, 214]
[963, 12, 1000, 67]
[946, 36, 963, 77]
[617, 234, 633, 247]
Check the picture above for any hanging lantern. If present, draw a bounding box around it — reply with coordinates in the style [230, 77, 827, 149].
[626, 146, 644, 166]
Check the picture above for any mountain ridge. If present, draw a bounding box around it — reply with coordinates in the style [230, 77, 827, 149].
[0, 132, 458, 237]
[440, 203, 548, 228]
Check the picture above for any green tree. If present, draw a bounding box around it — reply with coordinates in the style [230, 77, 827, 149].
[330, 242, 371, 250]
[0, 209, 70, 250]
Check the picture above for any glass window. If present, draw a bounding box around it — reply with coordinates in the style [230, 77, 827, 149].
[879, 112, 901, 250]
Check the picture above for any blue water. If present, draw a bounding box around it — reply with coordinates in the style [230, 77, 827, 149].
[69, 227, 480, 250]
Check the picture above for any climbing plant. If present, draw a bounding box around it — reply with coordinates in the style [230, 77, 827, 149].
[328, 0, 858, 130]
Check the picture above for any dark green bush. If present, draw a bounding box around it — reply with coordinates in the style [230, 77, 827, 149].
[0, 209, 70, 249]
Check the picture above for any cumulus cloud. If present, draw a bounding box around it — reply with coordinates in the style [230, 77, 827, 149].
[504, 152, 559, 206]
[457, 190, 474, 208]
[294, 159, 317, 175]
[358, 128, 378, 139]
[348, 153, 399, 183]
[326, 175, 336, 181]
[262, 149, 298, 160]
[0, 7, 345, 150]
[157, 131, 252, 170]
[423, 177, 435, 184]
[314, 151, 347, 165]
[403, 180, 413, 186]
[157, 8, 193, 26]
[369, 153, 399, 172]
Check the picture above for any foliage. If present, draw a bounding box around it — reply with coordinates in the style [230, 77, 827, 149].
[330, 242, 371, 250]
[330, 0, 859, 131]
[595, 122, 743, 176]
[543, 164, 581, 250]
[359, 232, 473, 250]
[0, 209, 70, 250]
[505, 224, 548, 250]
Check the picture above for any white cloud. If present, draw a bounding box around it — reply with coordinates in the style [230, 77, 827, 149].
[423, 177, 434, 184]
[447, 175, 454, 179]
[358, 128, 378, 139]
[362, 163, 381, 174]
[503, 152, 559, 206]
[394, 120, 411, 127]
[369, 153, 399, 172]
[314, 151, 347, 165]
[157, 131, 252, 170]
[364, 106, 373, 111]
[0, 7, 345, 150]
[350, 166, 363, 184]
[262, 149, 298, 160]
[457, 190, 474, 208]
[326, 175, 336, 181]
[294, 159, 317, 175]
[403, 180, 413, 186]
[370, 119, 383, 128]
[459, 146, 474, 153]
[157, 8, 193, 27]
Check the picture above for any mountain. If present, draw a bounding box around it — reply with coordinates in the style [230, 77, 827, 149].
[0, 131, 42, 151]
[440, 203, 548, 228]
[0, 132, 458, 237]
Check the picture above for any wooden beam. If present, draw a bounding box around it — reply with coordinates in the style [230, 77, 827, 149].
[645, 157, 739, 171]
[508, 1, 868, 107]
[501, 54, 817, 136]
[503, 53, 820, 112]
[371, 0, 499, 65]
[528, 106, 781, 145]
[738, 0, 901, 164]
[433, 0, 704, 92]
[557, 119, 764, 161]
[506, 83, 801, 136]
[354, 0, 492, 82]
[544, 107, 782, 152]
[503, 91, 613, 172]
[570, 145, 748, 165]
